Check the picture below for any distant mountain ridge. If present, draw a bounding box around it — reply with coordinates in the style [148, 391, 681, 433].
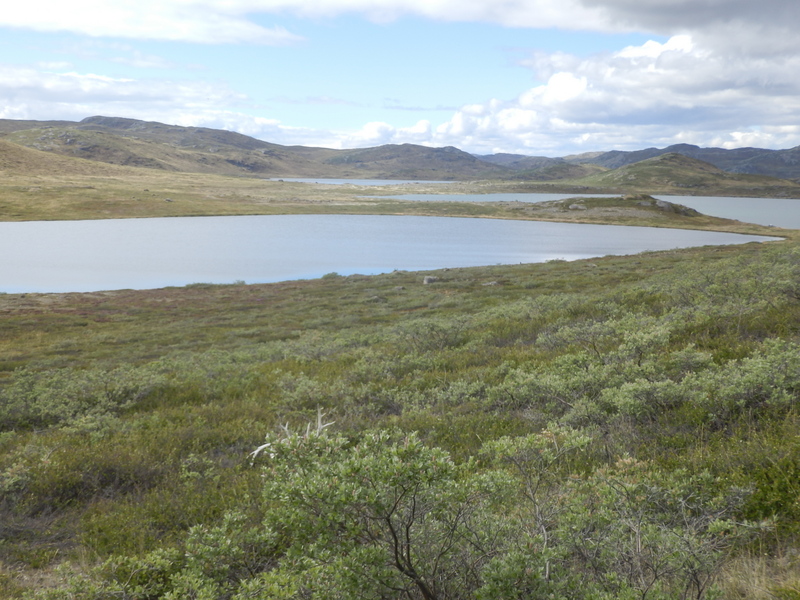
[1, 115, 800, 182]
[480, 143, 800, 181]
[0, 116, 508, 180]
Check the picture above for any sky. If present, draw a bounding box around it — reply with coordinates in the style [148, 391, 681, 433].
[1, 0, 800, 157]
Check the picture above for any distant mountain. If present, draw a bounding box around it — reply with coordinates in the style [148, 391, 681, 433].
[322, 144, 508, 179]
[562, 143, 800, 181]
[0, 116, 509, 181]
[475, 153, 564, 170]
[3, 116, 800, 183]
[478, 144, 800, 181]
[576, 152, 800, 196]
[474, 153, 608, 180]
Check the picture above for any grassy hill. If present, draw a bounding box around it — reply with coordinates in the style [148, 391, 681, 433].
[4, 117, 800, 195]
[563, 153, 800, 197]
[490, 143, 800, 181]
[4, 122, 330, 177]
[1, 117, 510, 181]
[0, 138, 136, 177]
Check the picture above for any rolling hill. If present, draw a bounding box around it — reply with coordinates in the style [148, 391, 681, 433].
[573, 152, 800, 196]
[483, 142, 800, 181]
[0, 137, 138, 177]
[0, 116, 509, 180]
[2, 116, 800, 195]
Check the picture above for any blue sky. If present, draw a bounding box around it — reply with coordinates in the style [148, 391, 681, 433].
[2, 0, 800, 156]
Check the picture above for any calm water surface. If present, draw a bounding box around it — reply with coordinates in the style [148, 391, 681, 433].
[653, 196, 800, 229]
[0, 214, 778, 293]
[383, 193, 800, 229]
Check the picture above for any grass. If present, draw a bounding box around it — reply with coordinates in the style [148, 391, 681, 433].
[0, 163, 787, 241]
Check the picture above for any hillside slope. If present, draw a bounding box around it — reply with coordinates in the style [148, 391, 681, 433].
[567, 143, 800, 180]
[5, 115, 800, 185]
[0, 116, 511, 180]
[4, 120, 331, 177]
[0, 138, 138, 177]
[575, 152, 800, 196]
[320, 143, 508, 179]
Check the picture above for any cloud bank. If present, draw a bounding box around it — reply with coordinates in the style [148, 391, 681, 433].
[328, 31, 800, 154]
[2, 0, 800, 155]
[6, 0, 799, 48]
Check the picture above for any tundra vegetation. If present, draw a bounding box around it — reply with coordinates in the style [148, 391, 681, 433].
[2, 125, 800, 598]
[1, 229, 800, 598]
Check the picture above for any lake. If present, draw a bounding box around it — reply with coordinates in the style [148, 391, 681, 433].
[653, 196, 800, 229]
[381, 193, 800, 229]
[0, 214, 778, 293]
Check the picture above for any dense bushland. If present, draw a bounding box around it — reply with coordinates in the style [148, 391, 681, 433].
[2, 240, 800, 598]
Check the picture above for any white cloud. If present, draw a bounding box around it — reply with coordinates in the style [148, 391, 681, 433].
[0, 0, 711, 46]
[541, 72, 587, 104]
[1, 0, 797, 64]
[3, 0, 800, 159]
[0, 65, 248, 120]
[338, 119, 434, 147]
[358, 32, 800, 155]
[7, 27, 800, 158]
[616, 35, 693, 59]
[194, 0, 608, 30]
[3, 1, 304, 44]
[0, 63, 358, 149]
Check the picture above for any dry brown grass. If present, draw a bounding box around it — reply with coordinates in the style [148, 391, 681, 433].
[718, 553, 800, 600]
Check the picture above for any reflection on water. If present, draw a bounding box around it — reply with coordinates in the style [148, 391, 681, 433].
[0, 214, 779, 293]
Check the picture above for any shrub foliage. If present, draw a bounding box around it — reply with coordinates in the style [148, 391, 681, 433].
[2, 241, 800, 598]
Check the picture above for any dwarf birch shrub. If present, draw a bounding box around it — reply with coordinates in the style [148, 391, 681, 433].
[394, 316, 472, 353]
[0, 365, 164, 431]
[560, 460, 761, 600]
[600, 379, 695, 424]
[482, 426, 592, 561]
[250, 429, 510, 600]
[686, 340, 800, 427]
